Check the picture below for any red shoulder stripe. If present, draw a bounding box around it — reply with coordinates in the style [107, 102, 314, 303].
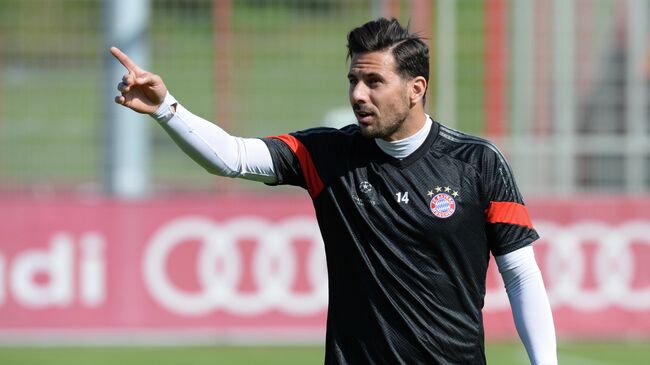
[271, 134, 324, 198]
[485, 201, 533, 228]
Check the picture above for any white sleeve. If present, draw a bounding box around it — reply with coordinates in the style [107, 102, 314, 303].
[495, 245, 558, 365]
[151, 93, 277, 183]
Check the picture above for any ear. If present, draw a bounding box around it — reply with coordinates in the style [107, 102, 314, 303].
[409, 76, 427, 107]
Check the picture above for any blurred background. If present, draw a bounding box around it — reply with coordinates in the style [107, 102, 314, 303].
[0, 0, 649, 364]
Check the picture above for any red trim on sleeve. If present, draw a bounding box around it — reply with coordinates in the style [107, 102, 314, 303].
[485, 201, 533, 228]
[271, 134, 324, 198]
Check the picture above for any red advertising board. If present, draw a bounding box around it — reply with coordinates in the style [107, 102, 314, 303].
[0, 194, 649, 343]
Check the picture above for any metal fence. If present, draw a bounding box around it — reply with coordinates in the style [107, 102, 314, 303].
[0, 0, 648, 196]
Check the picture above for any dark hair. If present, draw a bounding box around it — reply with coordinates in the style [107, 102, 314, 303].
[347, 18, 429, 87]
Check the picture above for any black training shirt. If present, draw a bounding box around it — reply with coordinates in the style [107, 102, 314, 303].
[262, 120, 538, 365]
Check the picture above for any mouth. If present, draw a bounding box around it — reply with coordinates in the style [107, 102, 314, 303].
[355, 110, 375, 124]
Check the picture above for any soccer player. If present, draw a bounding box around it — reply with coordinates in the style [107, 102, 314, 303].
[111, 18, 557, 365]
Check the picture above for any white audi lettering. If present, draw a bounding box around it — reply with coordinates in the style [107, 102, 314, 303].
[12, 234, 74, 308]
[79, 233, 106, 307]
[0, 232, 106, 309]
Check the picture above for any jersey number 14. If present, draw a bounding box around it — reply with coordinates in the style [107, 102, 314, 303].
[395, 191, 409, 204]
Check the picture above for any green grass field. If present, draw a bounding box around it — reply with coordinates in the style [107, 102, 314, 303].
[0, 342, 648, 365]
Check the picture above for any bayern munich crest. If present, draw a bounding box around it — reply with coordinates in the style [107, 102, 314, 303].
[430, 193, 456, 218]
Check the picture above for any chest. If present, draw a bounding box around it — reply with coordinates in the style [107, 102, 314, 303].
[329, 155, 488, 239]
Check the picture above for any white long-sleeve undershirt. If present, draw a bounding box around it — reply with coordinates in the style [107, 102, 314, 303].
[152, 93, 557, 364]
[495, 246, 558, 365]
[152, 92, 277, 183]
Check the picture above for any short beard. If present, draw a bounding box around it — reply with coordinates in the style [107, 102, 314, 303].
[359, 117, 405, 140]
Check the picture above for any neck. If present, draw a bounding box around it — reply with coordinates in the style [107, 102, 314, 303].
[375, 115, 432, 160]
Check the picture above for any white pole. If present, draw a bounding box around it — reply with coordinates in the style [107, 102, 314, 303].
[625, 0, 648, 193]
[510, 0, 535, 192]
[553, 0, 576, 195]
[103, 0, 151, 198]
[435, 0, 457, 127]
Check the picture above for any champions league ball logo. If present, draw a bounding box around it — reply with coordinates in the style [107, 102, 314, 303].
[352, 181, 378, 206]
[430, 193, 456, 218]
[359, 181, 374, 195]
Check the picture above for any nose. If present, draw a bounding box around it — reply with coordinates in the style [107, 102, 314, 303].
[350, 81, 368, 105]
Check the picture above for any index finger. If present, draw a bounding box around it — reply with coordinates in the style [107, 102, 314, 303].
[110, 46, 140, 72]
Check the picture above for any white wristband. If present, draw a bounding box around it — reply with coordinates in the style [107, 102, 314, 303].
[151, 92, 178, 123]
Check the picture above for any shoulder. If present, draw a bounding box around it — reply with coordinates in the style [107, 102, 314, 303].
[434, 123, 508, 171]
[270, 124, 361, 151]
[291, 124, 360, 140]
[264, 124, 361, 158]
[435, 123, 523, 200]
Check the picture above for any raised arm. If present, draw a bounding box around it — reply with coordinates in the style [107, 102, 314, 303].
[110, 47, 277, 183]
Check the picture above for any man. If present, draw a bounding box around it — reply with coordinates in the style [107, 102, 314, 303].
[112, 18, 557, 365]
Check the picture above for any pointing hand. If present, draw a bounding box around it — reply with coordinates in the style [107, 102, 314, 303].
[110, 46, 168, 114]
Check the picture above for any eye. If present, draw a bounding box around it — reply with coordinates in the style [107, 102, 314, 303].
[367, 78, 381, 87]
[348, 77, 358, 86]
